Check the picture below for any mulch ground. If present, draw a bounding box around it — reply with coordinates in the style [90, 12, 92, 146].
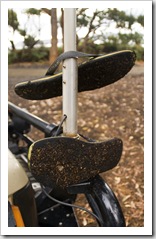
[8, 62, 144, 227]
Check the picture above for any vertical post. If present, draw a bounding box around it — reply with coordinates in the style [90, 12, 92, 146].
[63, 9, 78, 137]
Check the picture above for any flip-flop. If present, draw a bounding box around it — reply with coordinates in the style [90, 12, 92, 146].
[15, 50, 136, 100]
[28, 136, 123, 188]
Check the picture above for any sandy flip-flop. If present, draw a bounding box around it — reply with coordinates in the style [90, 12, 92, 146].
[28, 136, 123, 188]
[15, 50, 136, 100]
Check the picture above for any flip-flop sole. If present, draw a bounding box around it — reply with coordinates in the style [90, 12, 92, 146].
[28, 136, 123, 188]
[15, 50, 136, 100]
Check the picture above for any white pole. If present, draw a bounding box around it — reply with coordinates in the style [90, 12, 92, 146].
[63, 9, 78, 137]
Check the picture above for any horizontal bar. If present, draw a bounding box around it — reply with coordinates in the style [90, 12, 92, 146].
[8, 102, 58, 136]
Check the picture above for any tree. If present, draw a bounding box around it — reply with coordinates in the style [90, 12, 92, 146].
[22, 8, 42, 49]
[8, 8, 144, 63]
[42, 8, 58, 64]
[137, 15, 144, 27]
[78, 8, 143, 43]
[60, 8, 64, 50]
[8, 9, 19, 50]
[50, 9, 58, 64]
[77, 9, 105, 51]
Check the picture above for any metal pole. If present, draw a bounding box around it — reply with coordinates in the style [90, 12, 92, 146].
[63, 8, 78, 137]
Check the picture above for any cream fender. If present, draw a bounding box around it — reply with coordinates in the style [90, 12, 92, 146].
[8, 149, 28, 196]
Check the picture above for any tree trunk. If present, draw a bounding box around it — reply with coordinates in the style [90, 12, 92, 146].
[49, 8, 58, 64]
[10, 40, 16, 51]
[82, 37, 88, 52]
[60, 8, 64, 51]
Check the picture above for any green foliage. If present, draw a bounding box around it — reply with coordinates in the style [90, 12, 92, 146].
[102, 42, 118, 53]
[8, 42, 143, 64]
[137, 15, 144, 27]
[132, 45, 144, 61]
[106, 8, 136, 29]
[8, 9, 19, 31]
[24, 8, 41, 15]
[8, 8, 144, 62]
[24, 35, 39, 49]
[18, 29, 27, 37]
[100, 31, 144, 60]
[8, 50, 18, 64]
[23, 47, 48, 62]
[78, 39, 102, 54]
[118, 32, 144, 46]
[77, 13, 89, 27]
[8, 47, 49, 64]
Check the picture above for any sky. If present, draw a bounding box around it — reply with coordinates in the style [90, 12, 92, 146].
[8, 7, 144, 49]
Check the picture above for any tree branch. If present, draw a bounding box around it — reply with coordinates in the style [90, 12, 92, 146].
[77, 8, 88, 16]
[84, 11, 99, 39]
[41, 8, 51, 16]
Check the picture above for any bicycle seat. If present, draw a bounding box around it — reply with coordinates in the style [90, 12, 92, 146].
[15, 50, 136, 100]
[28, 136, 123, 188]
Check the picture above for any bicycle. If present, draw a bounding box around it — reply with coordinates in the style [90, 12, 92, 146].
[8, 48, 136, 227]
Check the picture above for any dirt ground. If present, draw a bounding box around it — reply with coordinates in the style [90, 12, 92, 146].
[8, 62, 144, 227]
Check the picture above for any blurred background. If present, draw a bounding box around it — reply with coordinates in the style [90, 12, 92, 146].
[8, 8, 144, 227]
[8, 8, 144, 64]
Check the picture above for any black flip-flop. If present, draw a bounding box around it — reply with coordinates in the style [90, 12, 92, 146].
[28, 136, 123, 188]
[15, 50, 136, 100]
